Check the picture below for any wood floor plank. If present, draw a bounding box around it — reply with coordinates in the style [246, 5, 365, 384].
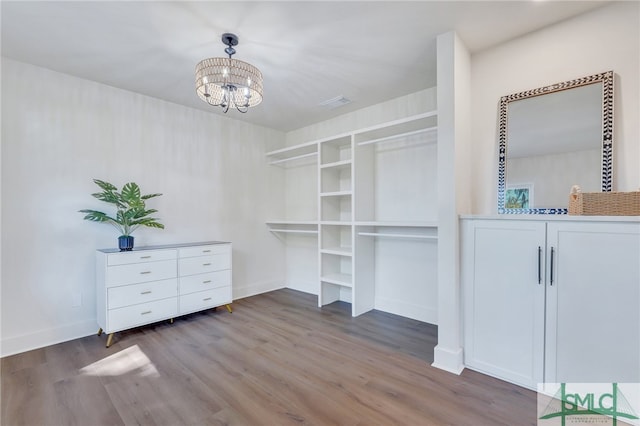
[1, 288, 537, 425]
[53, 375, 125, 426]
[1, 363, 66, 426]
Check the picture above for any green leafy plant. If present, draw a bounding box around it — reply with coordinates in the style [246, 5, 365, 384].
[79, 179, 165, 236]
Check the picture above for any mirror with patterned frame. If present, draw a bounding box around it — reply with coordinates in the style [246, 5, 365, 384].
[498, 71, 614, 214]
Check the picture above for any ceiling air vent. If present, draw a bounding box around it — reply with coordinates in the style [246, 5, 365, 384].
[318, 95, 352, 110]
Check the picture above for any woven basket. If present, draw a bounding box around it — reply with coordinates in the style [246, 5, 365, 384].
[569, 187, 640, 216]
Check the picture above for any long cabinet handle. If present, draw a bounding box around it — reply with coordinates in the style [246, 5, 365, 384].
[203, 263, 212, 266]
[550, 246, 555, 286]
[140, 255, 152, 259]
[140, 271, 151, 275]
[141, 311, 152, 315]
[202, 250, 211, 253]
[537, 246, 542, 284]
[203, 297, 212, 301]
[140, 290, 152, 295]
[203, 280, 212, 284]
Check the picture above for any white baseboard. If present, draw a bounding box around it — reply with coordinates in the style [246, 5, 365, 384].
[375, 297, 438, 325]
[3, 280, 285, 357]
[432, 345, 465, 375]
[1, 319, 98, 358]
[285, 280, 317, 295]
[232, 279, 285, 300]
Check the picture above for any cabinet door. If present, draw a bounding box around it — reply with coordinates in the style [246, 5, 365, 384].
[546, 221, 640, 383]
[462, 219, 546, 389]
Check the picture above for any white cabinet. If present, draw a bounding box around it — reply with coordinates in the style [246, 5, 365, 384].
[461, 218, 640, 389]
[96, 241, 232, 347]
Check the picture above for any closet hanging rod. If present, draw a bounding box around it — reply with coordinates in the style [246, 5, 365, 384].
[357, 232, 438, 240]
[269, 229, 318, 234]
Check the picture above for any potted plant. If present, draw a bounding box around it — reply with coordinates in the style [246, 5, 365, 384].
[80, 179, 164, 251]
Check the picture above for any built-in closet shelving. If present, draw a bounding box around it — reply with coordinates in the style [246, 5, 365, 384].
[318, 134, 355, 309]
[266, 110, 439, 321]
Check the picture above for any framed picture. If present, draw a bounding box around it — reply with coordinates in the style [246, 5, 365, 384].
[505, 184, 533, 209]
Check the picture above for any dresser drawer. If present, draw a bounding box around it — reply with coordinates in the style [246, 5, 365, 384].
[108, 278, 178, 309]
[106, 259, 177, 287]
[179, 253, 230, 276]
[179, 287, 231, 315]
[179, 244, 230, 258]
[107, 249, 176, 266]
[179, 270, 230, 295]
[107, 297, 177, 332]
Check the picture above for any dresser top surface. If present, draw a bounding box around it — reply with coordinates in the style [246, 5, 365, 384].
[97, 241, 230, 253]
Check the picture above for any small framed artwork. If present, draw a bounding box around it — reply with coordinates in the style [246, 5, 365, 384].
[505, 184, 533, 209]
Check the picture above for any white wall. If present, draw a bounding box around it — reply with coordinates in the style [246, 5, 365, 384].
[1, 58, 286, 356]
[471, 1, 640, 214]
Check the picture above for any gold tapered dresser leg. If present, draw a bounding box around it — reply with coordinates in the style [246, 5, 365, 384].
[170, 318, 174, 324]
[97, 328, 103, 336]
[225, 304, 233, 313]
[106, 333, 114, 348]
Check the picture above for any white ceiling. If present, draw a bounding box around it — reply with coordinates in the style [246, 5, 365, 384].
[1, 1, 609, 132]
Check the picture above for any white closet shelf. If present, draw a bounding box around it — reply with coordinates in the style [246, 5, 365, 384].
[355, 221, 438, 240]
[266, 141, 317, 158]
[266, 141, 318, 166]
[320, 191, 352, 197]
[269, 152, 317, 166]
[266, 221, 318, 236]
[320, 273, 353, 287]
[320, 247, 353, 256]
[357, 126, 437, 146]
[320, 221, 352, 226]
[320, 159, 352, 169]
[354, 110, 438, 145]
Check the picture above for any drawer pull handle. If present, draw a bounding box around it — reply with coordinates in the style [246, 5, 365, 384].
[141, 311, 152, 315]
[203, 250, 211, 253]
[203, 297, 212, 301]
[140, 255, 152, 259]
[140, 271, 151, 275]
[203, 263, 212, 266]
[203, 280, 212, 284]
[140, 291, 152, 295]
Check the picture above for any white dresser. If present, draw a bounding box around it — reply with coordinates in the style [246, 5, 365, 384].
[96, 241, 232, 347]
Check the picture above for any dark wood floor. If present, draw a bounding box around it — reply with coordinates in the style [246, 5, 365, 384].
[2, 289, 536, 425]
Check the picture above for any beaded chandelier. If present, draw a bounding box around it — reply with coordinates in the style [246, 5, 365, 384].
[195, 33, 263, 113]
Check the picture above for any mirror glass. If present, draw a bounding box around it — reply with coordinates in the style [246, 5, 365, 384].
[498, 71, 614, 214]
